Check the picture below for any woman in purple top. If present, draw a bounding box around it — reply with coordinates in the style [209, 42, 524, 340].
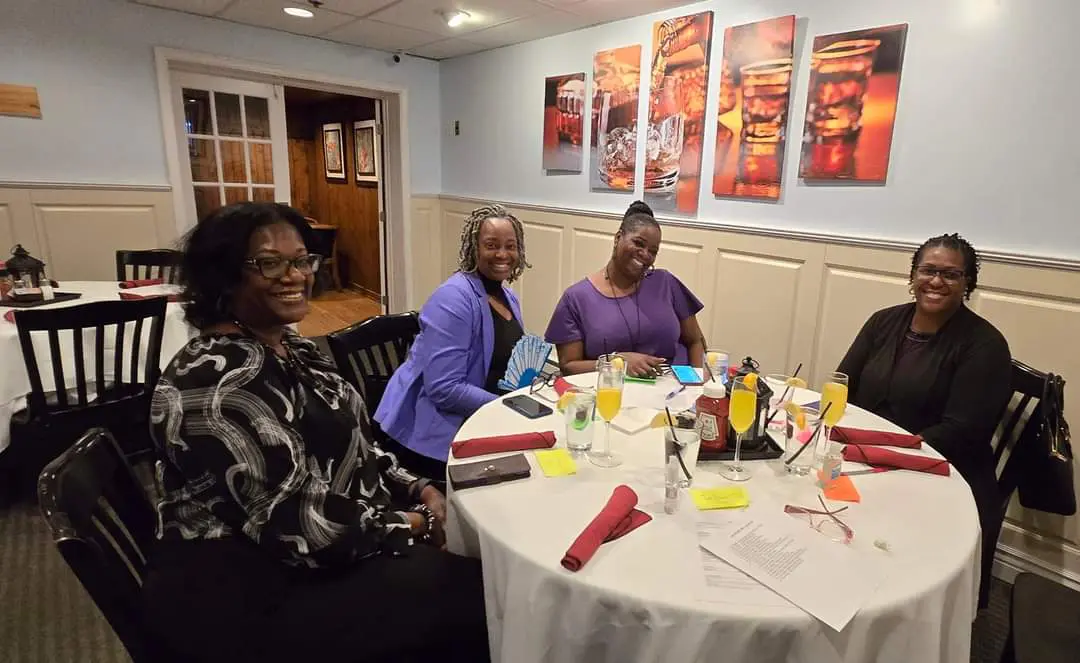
[545, 201, 706, 378]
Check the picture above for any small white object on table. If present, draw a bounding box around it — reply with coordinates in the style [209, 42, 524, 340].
[0, 281, 194, 453]
[444, 372, 981, 663]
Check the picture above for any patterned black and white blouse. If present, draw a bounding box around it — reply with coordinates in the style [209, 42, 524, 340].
[150, 331, 428, 569]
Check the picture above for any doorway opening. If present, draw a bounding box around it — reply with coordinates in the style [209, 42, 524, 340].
[283, 86, 385, 336]
[156, 47, 412, 339]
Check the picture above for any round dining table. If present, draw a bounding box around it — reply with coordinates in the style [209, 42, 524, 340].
[0, 281, 194, 454]
[444, 372, 981, 663]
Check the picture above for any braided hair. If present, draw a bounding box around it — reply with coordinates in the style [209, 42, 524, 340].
[457, 204, 530, 283]
[910, 232, 980, 299]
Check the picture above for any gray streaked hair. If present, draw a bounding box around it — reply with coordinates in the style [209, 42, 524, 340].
[457, 204, 530, 283]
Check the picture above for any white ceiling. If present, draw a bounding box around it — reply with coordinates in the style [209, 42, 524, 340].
[132, 0, 698, 60]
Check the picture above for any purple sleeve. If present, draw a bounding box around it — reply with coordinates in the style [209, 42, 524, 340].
[419, 284, 495, 415]
[667, 271, 704, 321]
[544, 287, 584, 345]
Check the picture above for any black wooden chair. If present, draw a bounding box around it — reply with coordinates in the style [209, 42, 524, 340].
[993, 360, 1055, 517]
[38, 427, 181, 663]
[115, 249, 182, 284]
[9, 298, 166, 499]
[326, 311, 420, 419]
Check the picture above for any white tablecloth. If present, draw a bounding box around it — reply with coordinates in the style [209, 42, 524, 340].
[0, 281, 193, 452]
[445, 373, 981, 663]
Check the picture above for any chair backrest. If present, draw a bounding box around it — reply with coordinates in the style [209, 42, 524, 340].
[307, 227, 338, 260]
[327, 311, 420, 414]
[994, 359, 1051, 516]
[115, 249, 183, 283]
[38, 427, 165, 662]
[14, 298, 167, 417]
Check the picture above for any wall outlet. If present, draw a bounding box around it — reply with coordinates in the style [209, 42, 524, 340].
[454, 120, 460, 136]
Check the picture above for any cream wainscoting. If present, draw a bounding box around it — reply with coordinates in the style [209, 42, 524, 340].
[416, 194, 1080, 589]
[0, 184, 176, 281]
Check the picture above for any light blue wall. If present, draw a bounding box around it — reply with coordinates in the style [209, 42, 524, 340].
[0, 0, 443, 193]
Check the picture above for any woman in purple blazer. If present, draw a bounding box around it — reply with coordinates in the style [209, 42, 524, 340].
[375, 205, 529, 480]
[546, 201, 706, 378]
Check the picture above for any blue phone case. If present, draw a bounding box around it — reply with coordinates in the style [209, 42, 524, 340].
[671, 365, 704, 385]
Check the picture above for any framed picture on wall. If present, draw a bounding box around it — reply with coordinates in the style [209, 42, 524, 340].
[322, 122, 346, 182]
[354, 120, 380, 184]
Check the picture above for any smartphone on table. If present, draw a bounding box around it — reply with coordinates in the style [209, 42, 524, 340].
[502, 395, 554, 419]
[671, 365, 705, 387]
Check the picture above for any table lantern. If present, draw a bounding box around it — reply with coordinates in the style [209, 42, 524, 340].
[7, 244, 46, 287]
[729, 356, 773, 449]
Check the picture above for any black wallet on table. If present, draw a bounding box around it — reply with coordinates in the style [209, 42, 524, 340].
[448, 453, 531, 490]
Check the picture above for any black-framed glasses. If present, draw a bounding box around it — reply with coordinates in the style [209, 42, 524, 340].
[914, 265, 965, 284]
[244, 254, 322, 279]
[529, 374, 559, 402]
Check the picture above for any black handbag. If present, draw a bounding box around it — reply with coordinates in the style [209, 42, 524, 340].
[1017, 373, 1076, 515]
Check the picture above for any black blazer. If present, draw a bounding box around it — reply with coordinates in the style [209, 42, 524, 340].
[837, 302, 1012, 479]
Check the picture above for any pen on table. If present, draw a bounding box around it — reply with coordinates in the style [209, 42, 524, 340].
[665, 383, 686, 401]
[843, 467, 895, 477]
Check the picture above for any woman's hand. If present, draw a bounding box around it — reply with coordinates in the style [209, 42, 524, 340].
[420, 485, 447, 524]
[621, 352, 665, 378]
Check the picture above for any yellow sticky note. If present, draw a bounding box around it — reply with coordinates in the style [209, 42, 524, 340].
[690, 486, 750, 510]
[535, 449, 578, 477]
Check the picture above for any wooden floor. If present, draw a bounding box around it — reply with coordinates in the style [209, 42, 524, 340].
[298, 288, 381, 337]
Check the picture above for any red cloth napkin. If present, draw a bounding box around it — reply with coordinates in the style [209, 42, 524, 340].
[118, 292, 180, 303]
[831, 426, 922, 449]
[450, 431, 556, 459]
[553, 377, 572, 396]
[118, 278, 164, 289]
[842, 445, 950, 476]
[561, 485, 651, 572]
[2, 310, 14, 323]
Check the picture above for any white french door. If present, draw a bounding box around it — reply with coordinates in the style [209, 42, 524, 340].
[170, 72, 290, 224]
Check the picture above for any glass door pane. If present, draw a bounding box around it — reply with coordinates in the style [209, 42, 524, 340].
[174, 72, 289, 225]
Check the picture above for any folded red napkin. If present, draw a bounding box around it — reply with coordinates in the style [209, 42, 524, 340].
[450, 431, 556, 459]
[118, 278, 164, 289]
[553, 376, 573, 396]
[2, 310, 14, 323]
[561, 485, 651, 572]
[118, 292, 180, 303]
[842, 445, 950, 476]
[831, 426, 922, 449]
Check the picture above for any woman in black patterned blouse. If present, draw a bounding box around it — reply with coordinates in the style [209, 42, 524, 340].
[142, 202, 489, 663]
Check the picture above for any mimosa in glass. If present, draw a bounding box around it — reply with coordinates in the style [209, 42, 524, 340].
[817, 372, 849, 464]
[720, 374, 757, 481]
[589, 355, 625, 468]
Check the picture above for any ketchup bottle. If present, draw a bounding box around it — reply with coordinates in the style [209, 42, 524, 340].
[696, 380, 729, 452]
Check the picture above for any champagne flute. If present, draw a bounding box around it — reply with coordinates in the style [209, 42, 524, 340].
[818, 372, 849, 463]
[720, 374, 757, 482]
[589, 354, 625, 468]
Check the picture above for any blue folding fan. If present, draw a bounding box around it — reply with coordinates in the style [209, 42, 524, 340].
[498, 335, 553, 392]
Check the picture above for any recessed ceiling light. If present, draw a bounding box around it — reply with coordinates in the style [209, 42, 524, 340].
[442, 9, 471, 28]
[283, 7, 314, 18]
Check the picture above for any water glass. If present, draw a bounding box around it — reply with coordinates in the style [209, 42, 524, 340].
[665, 425, 701, 488]
[564, 389, 596, 452]
[784, 404, 820, 476]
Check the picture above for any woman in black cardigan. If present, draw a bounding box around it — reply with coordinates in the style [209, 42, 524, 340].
[837, 233, 1011, 608]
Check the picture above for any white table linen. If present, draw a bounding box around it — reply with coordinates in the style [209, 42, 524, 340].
[445, 373, 981, 663]
[0, 281, 193, 452]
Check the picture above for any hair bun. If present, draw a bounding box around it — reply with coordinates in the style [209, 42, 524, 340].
[626, 200, 654, 217]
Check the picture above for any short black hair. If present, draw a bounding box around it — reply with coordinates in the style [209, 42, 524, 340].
[179, 202, 315, 329]
[910, 232, 980, 299]
[618, 200, 660, 235]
